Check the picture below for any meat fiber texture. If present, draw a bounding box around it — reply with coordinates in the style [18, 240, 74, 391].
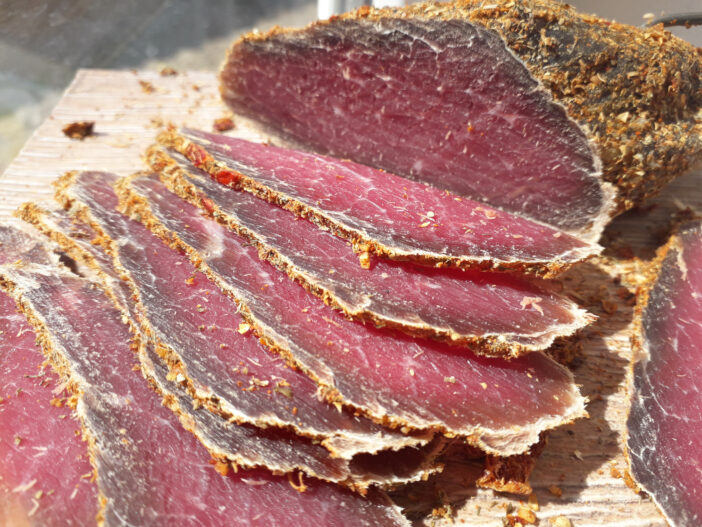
[147, 147, 593, 357]
[0, 249, 410, 526]
[24, 193, 442, 492]
[159, 128, 598, 277]
[627, 219, 702, 526]
[0, 289, 98, 526]
[220, 0, 701, 242]
[109, 168, 586, 457]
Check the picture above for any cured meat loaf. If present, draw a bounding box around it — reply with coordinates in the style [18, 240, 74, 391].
[220, 0, 701, 241]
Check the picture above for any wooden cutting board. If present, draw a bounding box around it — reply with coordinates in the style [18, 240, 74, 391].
[2, 68, 699, 526]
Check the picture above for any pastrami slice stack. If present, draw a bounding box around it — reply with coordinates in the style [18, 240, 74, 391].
[146, 149, 593, 357]
[0, 263, 410, 527]
[53, 171, 429, 464]
[627, 219, 702, 526]
[159, 128, 598, 276]
[220, 0, 701, 241]
[0, 289, 99, 526]
[112, 170, 586, 456]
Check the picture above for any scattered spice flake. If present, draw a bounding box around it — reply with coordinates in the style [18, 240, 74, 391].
[237, 322, 251, 334]
[473, 206, 497, 219]
[520, 296, 544, 315]
[358, 251, 371, 269]
[34, 490, 43, 500]
[573, 450, 584, 461]
[62, 121, 94, 140]
[211, 459, 229, 476]
[274, 384, 293, 398]
[516, 506, 536, 524]
[418, 221, 431, 228]
[139, 80, 156, 94]
[185, 276, 195, 285]
[159, 66, 178, 76]
[213, 117, 235, 132]
[288, 471, 308, 493]
[550, 516, 572, 527]
[409, 368, 415, 377]
[444, 376, 456, 384]
[196, 304, 206, 313]
[480, 382, 488, 390]
[527, 493, 539, 511]
[14, 436, 22, 446]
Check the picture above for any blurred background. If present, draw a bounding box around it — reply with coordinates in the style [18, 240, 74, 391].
[0, 0, 700, 175]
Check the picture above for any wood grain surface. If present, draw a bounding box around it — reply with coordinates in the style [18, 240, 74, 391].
[2, 68, 699, 526]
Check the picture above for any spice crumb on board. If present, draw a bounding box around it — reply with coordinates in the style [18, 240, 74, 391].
[213, 117, 235, 132]
[62, 121, 94, 140]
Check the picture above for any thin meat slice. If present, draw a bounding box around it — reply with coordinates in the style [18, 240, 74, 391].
[0, 263, 410, 527]
[220, 0, 701, 240]
[158, 128, 598, 277]
[0, 289, 98, 526]
[627, 220, 702, 526]
[55, 171, 429, 460]
[111, 173, 584, 455]
[145, 149, 593, 357]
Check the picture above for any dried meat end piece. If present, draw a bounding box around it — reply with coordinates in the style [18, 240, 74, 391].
[142, 149, 595, 357]
[109, 174, 587, 456]
[220, 0, 700, 240]
[0, 263, 410, 526]
[53, 170, 432, 461]
[0, 287, 99, 526]
[158, 129, 599, 278]
[627, 219, 702, 526]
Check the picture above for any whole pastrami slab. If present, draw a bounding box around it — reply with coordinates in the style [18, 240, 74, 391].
[146, 150, 593, 357]
[159, 128, 598, 277]
[0, 263, 410, 527]
[55, 171, 428, 462]
[0, 289, 98, 527]
[627, 220, 702, 526]
[220, 0, 701, 241]
[114, 172, 586, 456]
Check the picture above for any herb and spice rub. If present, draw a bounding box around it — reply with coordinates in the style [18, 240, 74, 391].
[627, 219, 702, 526]
[220, 0, 701, 241]
[116, 169, 587, 457]
[158, 128, 598, 277]
[147, 148, 593, 357]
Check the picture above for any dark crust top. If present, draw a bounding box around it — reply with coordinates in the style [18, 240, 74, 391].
[229, 0, 701, 217]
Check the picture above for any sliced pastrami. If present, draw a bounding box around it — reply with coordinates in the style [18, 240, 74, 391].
[112, 172, 585, 456]
[147, 149, 593, 356]
[220, 1, 702, 240]
[627, 220, 702, 526]
[0, 262, 410, 527]
[0, 289, 98, 526]
[158, 129, 598, 277]
[55, 171, 428, 460]
[24, 200, 440, 491]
